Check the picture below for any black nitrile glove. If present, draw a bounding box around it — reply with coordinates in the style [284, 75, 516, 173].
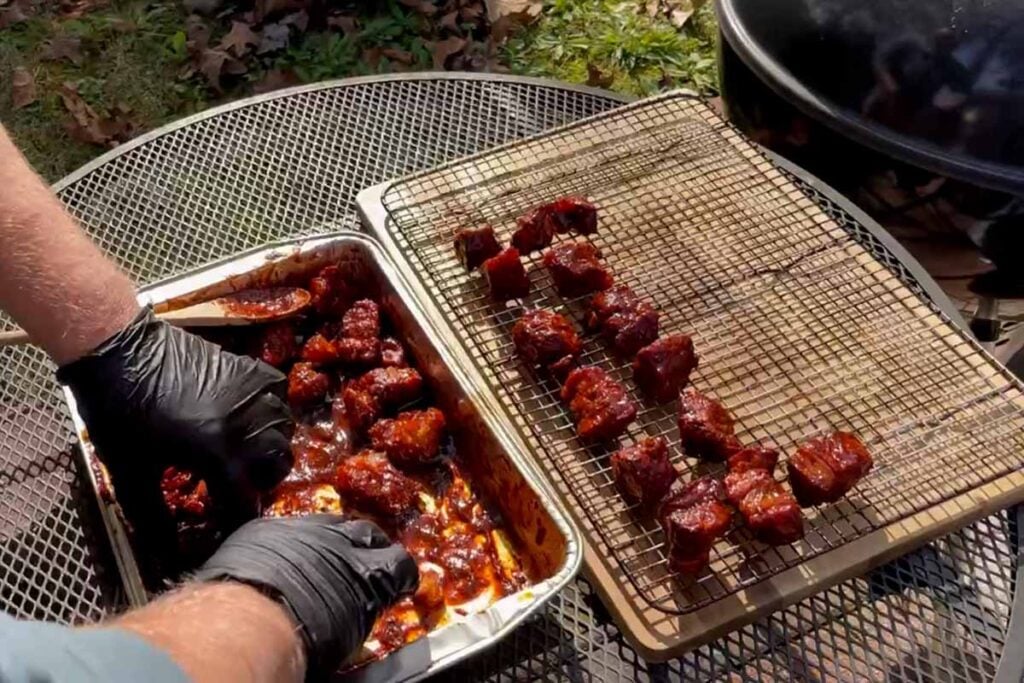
[193, 515, 418, 679]
[57, 308, 293, 529]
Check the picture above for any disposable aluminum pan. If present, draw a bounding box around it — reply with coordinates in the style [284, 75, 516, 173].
[62, 232, 582, 681]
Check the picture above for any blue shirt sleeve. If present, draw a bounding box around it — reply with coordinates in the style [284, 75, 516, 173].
[0, 612, 190, 683]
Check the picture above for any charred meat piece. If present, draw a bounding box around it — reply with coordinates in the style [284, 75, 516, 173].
[343, 367, 425, 432]
[658, 477, 732, 575]
[308, 264, 351, 317]
[482, 247, 531, 301]
[511, 208, 554, 255]
[335, 337, 381, 365]
[512, 309, 582, 369]
[561, 366, 637, 442]
[633, 334, 697, 403]
[787, 432, 873, 506]
[548, 354, 577, 382]
[677, 388, 741, 461]
[455, 225, 502, 271]
[255, 321, 297, 367]
[610, 437, 677, 512]
[300, 333, 339, 364]
[334, 451, 424, 519]
[160, 467, 220, 562]
[727, 445, 779, 475]
[380, 337, 407, 367]
[369, 407, 447, 467]
[725, 469, 804, 545]
[542, 196, 597, 235]
[287, 362, 330, 407]
[588, 286, 660, 357]
[543, 242, 613, 298]
[342, 299, 381, 340]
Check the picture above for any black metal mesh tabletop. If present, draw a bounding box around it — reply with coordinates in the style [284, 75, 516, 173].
[0, 73, 1018, 681]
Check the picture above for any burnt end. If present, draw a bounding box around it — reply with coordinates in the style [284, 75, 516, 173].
[308, 264, 351, 317]
[512, 309, 582, 368]
[287, 362, 330, 407]
[677, 388, 741, 461]
[543, 241, 613, 298]
[455, 225, 502, 271]
[482, 247, 531, 301]
[369, 408, 447, 467]
[511, 208, 554, 255]
[299, 333, 339, 364]
[255, 321, 297, 368]
[610, 437, 677, 512]
[787, 432, 873, 506]
[561, 366, 636, 442]
[380, 338, 407, 367]
[633, 334, 697, 403]
[342, 299, 381, 340]
[543, 196, 597, 235]
[334, 451, 425, 519]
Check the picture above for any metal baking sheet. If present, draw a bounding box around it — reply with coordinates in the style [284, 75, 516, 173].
[62, 233, 582, 681]
[355, 91, 1024, 658]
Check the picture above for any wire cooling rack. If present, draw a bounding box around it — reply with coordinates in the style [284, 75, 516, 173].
[371, 92, 1024, 616]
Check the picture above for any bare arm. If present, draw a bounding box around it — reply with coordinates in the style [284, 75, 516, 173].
[112, 582, 306, 683]
[0, 126, 139, 364]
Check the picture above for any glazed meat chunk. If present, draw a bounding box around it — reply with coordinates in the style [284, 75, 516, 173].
[335, 337, 381, 365]
[512, 309, 582, 370]
[342, 299, 381, 339]
[610, 436, 677, 512]
[300, 333, 339, 364]
[287, 362, 330, 407]
[658, 477, 732, 575]
[482, 247, 531, 301]
[511, 208, 554, 255]
[455, 225, 502, 271]
[561, 366, 637, 442]
[369, 407, 447, 467]
[730, 472, 804, 545]
[343, 367, 424, 431]
[255, 321, 297, 367]
[543, 242, 613, 298]
[787, 431, 873, 506]
[588, 286, 659, 356]
[633, 334, 697, 403]
[726, 445, 779, 474]
[308, 264, 351, 317]
[542, 196, 597, 235]
[677, 388, 741, 460]
[380, 337, 407, 367]
[334, 451, 425, 519]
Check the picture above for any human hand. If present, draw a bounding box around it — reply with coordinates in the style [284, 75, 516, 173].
[57, 309, 293, 526]
[193, 515, 418, 677]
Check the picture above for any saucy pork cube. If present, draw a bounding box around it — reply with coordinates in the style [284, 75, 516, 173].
[587, 285, 640, 329]
[657, 477, 732, 575]
[512, 309, 582, 368]
[483, 247, 531, 301]
[342, 299, 381, 339]
[724, 468, 774, 507]
[587, 285, 660, 356]
[300, 333, 339, 364]
[287, 362, 330, 407]
[335, 337, 381, 365]
[455, 225, 502, 271]
[677, 388, 741, 461]
[726, 445, 779, 475]
[380, 337, 407, 367]
[787, 431, 873, 506]
[511, 208, 554, 255]
[255, 321, 297, 367]
[308, 264, 351, 317]
[369, 407, 447, 467]
[352, 367, 424, 407]
[633, 333, 696, 403]
[334, 451, 424, 519]
[543, 195, 597, 235]
[610, 436, 677, 512]
[342, 386, 381, 433]
[561, 366, 637, 442]
[739, 481, 804, 545]
[543, 241, 613, 298]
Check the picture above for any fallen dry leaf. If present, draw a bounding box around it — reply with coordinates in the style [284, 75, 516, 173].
[185, 15, 211, 54]
[459, 1, 483, 21]
[0, 0, 31, 28]
[197, 48, 245, 91]
[326, 13, 356, 35]
[257, 22, 291, 54]
[586, 63, 614, 88]
[362, 47, 383, 69]
[280, 9, 307, 31]
[483, 0, 540, 24]
[431, 36, 467, 69]
[253, 68, 301, 94]
[218, 20, 259, 57]
[381, 47, 414, 65]
[58, 82, 136, 147]
[11, 67, 37, 109]
[439, 9, 458, 31]
[398, 0, 436, 16]
[58, 0, 107, 18]
[41, 35, 84, 66]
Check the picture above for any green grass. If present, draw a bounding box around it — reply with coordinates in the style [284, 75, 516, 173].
[1, 0, 719, 181]
[504, 0, 718, 97]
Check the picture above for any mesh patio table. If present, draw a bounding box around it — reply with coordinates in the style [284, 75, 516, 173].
[0, 73, 1020, 682]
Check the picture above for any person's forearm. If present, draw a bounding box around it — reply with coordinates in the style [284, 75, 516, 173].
[0, 126, 138, 364]
[111, 582, 306, 683]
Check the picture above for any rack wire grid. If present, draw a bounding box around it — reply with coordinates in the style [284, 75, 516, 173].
[0, 75, 1019, 682]
[376, 92, 1024, 614]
